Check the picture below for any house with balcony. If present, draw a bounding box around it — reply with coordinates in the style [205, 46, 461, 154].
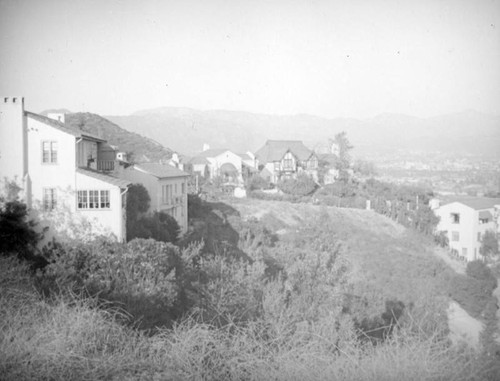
[0, 97, 130, 242]
[433, 197, 500, 261]
[116, 162, 190, 234]
[254, 140, 318, 184]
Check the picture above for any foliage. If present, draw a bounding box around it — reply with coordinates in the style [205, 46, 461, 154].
[126, 183, 151, 240]
[466, 260, 498, 294]
[277, 172, 317, 196]
[353, 159, 378, 177]
[131, 211, 180, 244]
[448, 272, 495, 319]
[330, 131, 353, 180]
[480, 230, 499, 258]
[187, 193, 209, 219]
[245, 174, 271, 191]
[0, 199, 47, 269]
[42, 238, 197, 329]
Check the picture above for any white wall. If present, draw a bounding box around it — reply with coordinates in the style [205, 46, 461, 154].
[27, 116, 77, 213]
[0, 97, 27, 191]
[75, 172, 125, 241]
[119, 167, 188, 234]
[435, 202, 496, 261]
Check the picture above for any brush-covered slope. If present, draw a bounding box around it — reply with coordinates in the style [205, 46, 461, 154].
[64, 112, 173, 163]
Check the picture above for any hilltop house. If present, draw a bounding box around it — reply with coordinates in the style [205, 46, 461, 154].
[254, 140, 318, 184]
[0, 97, 130, 242]
[189, 147, 243, 184]
[433, 197, 500, 261]
[116, 162, 190, 234]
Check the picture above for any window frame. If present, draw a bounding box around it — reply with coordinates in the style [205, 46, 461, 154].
[43, 187, 57, 211]
[77, 189, 111, 210]
[41, 140, 58, 164]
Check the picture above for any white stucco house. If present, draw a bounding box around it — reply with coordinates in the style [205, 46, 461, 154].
[189, 148, 243, 184]
[0, 97, 130, 242]
[433, 197, 500, 261]
[116, 162, 190, 234]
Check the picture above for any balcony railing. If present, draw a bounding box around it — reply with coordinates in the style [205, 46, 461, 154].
[97, 160, 115, 171]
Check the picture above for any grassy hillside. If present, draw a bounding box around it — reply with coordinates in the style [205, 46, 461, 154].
[64, 112, 173, 163]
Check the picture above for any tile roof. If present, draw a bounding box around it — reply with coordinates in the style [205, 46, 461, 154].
[444, 197, 500, 210]
[255, 140, 314, 163]
[76, 167, 131, 188]
[134, 162, 190, 178]
[26, 111, 105, 142]
[189, 156, 210, 165]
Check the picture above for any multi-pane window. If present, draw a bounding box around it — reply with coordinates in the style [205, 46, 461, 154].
[283, 152, 294, 170]
[182, 182, 186, 194]
[43, 188, 57, 211]
[42, 141, 58, 164]
[77, 190, 110, 209]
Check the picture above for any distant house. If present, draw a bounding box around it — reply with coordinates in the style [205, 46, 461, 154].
[433, 197, 500, 261]
[117, 162, 190, 234]
[254, 140, 318, 183]
[189, 147, 243, 184]
[0, 97, 130, 242]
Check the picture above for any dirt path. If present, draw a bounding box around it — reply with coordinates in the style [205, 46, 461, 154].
[432, 247, 466, 275]
[447, 301, 484, 349]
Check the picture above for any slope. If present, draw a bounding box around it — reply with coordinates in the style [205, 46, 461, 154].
[64, 112, 173, 163]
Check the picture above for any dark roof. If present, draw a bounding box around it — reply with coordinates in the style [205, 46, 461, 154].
[478, 210, 493, 220]
[255, 140, 314, 163]
[238, 153, 253, 161]
[26, 111, 105, 142]
[444, 197, 500, 210]
[189, 156, 210, 165]
[133, 162, 189, 178]
[76, 167, 131, 188]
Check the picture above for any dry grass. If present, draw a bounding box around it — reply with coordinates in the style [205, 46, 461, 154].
[1, 256, 492, 381]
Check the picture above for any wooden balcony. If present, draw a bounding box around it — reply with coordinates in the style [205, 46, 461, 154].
[97, 160, 115, 171]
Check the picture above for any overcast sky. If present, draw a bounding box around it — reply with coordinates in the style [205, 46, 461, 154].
[1, 0, 499, 118]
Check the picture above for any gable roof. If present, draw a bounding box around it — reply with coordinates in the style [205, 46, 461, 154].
[443, 197, 500, 210]
[26, 111, 105, 142]
[255, 140, 314, 163]
[196, 148, 231, 158]
[133, 162, 189, 178]
[76, 167, 131, 188]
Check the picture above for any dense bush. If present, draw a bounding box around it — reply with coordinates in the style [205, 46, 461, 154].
[0, 199, 47, 269]
[448, 273, 494, 318]
[466, 260, 498, 295]
[132, 211, 180, 243]
[245, 174, 271, 191]
[42, 238, 199, 329]
[278, 173, 317, 196]
[480, 230, 499, 258]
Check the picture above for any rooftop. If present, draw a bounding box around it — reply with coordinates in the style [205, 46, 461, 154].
[26, 111, 105, 142]
[255, 140, 314, 163]
[443, 197, 500, 210]
[76, 167, 131, 188]
[133, 162, 189, 178]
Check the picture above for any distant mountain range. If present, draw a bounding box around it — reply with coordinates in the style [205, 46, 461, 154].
[41, 111, 174, 162]
[105, 108, 500, 158]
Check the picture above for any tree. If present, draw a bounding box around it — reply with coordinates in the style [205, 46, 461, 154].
[126, 183, 151, 240]
[330, 131, 353, 181]
[480, 230, 499, 259]
[278, 173, 317, 196]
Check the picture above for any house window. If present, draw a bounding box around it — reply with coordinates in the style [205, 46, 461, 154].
[477, 232, 481, 242]
[451, 231, 460, 241]
[77, 190, 110, 209]
[175, 183, 178, 194]
[283, 153, 294, 170]
[479, 218, 489, 224]
[42, 141, 58, 164]
[182, 182, 186, 194]
[450, 213, 460, 224]
[43, 188, 57, 211]
[274, 162, 280, 171]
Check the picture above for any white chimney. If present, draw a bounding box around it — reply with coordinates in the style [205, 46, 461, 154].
[203, 143, 210, 152]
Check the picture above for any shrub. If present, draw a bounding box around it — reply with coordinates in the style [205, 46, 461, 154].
[466, 260, 497, 294]
[278, 173, 317, 196]
[126, 183, 151, 240]
[132, 211, 180, 244]
[245, 175, 271, 191]
[480, 230, 499, 258]
[0, 199, 47, 269]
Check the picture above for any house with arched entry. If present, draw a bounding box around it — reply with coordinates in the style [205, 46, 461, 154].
[189, 147, 243, 184]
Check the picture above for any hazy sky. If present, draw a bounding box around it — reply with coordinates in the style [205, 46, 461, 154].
[1, 0, 499, 118]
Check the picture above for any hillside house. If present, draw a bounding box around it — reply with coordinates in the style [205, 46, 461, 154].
[254, 140, 318, 184]
[433, 197, 500, 261]
[189, 148, 243, 184]
[117, 162, 190, 234]
[0, 97, 130, 242]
